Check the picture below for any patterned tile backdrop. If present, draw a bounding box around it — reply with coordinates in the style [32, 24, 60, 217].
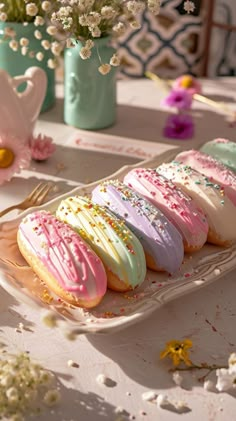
[115, 0, 207, 79]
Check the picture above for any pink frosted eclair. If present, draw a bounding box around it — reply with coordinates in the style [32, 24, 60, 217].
[175, 149, 236, 206]
[56, 196, 146, 292]
[124, 168, 208, 252]
[17, 211, 107, 308]
[157, 162, 236, 246]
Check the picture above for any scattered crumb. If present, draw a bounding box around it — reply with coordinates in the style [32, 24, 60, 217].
[203, 380, 215, 392]
[67, 360, 79, 368]
[194, 279, 205, 285]
[126, 392, 131, 396]
[157, 394, 172, 410]
[141, 391, 157, 402]
[172, 371, 183, 387]
[41, 310, 58, 328]
[139, 410, 147, 416]
[157, 394, 191, 413]
[63, 329, 77, 341]
[96, 374, 117, 387]
[115, 407, 124, 414]
[214, 268, 221, 276]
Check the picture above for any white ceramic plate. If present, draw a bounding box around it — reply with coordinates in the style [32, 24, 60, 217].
[0, 150, 236, 335]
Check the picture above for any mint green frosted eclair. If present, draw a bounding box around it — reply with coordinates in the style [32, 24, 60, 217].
[200, 138, 236, 172]
[56, 196, 146, 293]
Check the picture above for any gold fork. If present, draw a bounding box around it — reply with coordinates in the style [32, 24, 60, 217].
[0, 182, 54, 218]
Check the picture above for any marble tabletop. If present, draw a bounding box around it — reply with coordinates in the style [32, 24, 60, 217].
[0, 78, 236, 421]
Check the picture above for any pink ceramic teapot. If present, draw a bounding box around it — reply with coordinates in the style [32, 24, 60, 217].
[0, 67, 47, 142]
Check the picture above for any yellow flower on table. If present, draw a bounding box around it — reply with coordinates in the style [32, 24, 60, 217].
[160, 339, 193, 366]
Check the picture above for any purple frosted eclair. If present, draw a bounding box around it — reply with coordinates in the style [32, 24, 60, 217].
[92, 180, 184, 274]
[124, 168, 209, 252]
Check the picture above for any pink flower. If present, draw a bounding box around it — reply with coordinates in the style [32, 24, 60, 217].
[0, 134, 31, 186]
[163, 114, 194, 140]
[162, 88, 193, 110]
[29, 134, 56, 161]
[173, 75, 202, 96]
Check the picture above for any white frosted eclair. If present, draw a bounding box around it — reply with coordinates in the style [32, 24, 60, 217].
[157, 162, 236, 246]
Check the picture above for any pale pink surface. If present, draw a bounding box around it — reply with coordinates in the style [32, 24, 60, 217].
[18, 211, 107, 303]
[175, 149, 236, 206]
[29, 134, 56, 161]
[0, 133, 31, 186]
[173, 75, 202, 96]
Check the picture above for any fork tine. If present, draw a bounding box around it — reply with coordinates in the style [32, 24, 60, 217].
[27, 182, 45, 201]
[33, 183, 54, 205]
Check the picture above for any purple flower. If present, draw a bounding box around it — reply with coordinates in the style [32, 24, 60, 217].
[163, 114, 194, 140]
[162, 88, 193, 110]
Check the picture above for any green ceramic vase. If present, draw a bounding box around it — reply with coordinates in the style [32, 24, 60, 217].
[64, 37, 117, 130]
[0, 22, 55, 112]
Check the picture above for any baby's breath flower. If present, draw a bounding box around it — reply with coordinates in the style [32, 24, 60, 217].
[79, 46, 92, 60]
[90, 26, 101, 38]
[4, 27, 16, 38]
[127, 1, 146, 15]
[47, 58, 58, 69]
[34, 29, 42, 40]
[34, 15, 45, 26]
[148, 0, 161, 15]
[0, 352, 60, 419]
[43, 389, 61, 406]
[85, 39, 94, 49]
[46, 25, 58, 36]
[110, 53, 120, 67]
[26, 3, 38, 17]
[36, 51, 44, 61]
[41, 39, 51, 50]
[98, 63, 111, 75]
[19, 37, 29, 47]
[9, 39, 18, 51]
[42, 1, 51, 12]
[112, 22, 126, 36]
[51, 41, 63, 56]
[0, 11, 7, 21]
[129, 20, 141, 29]
[183, 0, 195, 13]
[101, 6, 116, 19]
[2, 0, 194, 74]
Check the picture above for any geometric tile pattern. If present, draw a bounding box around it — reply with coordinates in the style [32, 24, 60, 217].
[115, 0, 207, 79]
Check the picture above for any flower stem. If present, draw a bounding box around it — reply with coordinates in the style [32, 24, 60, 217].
[170, 364, 228, 382]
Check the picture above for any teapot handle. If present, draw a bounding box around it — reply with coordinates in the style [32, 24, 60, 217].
[15, 67, 47, 131]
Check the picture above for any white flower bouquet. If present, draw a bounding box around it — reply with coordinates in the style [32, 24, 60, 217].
[0, 0, 195, 74]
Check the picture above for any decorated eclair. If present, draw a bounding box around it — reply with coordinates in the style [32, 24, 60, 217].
[157, 162, 236, 246]
[17, 211, 107, 308]
[92, 180, 184, 274]
[200, 138, 236, 172]
[56, 196, 146, 292]
[175, 149, 236, 206]
[123, 168, 208, 252]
